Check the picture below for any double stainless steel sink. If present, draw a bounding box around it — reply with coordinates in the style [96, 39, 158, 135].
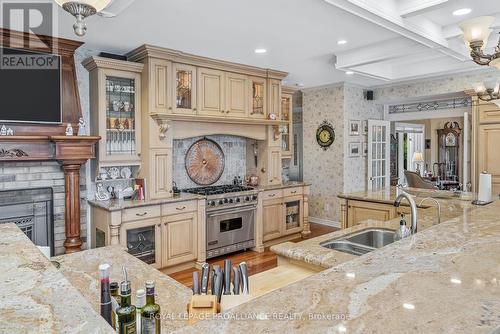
[320, 228, 395, 256]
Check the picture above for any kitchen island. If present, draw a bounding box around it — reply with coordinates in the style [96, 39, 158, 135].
[173, 188, 500, 333]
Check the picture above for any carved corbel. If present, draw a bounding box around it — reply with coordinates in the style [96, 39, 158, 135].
[158, 121, 171, 140]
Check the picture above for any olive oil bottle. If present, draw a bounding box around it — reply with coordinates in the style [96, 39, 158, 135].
[110, 282, 120, 330]
[117, 268, 136, 334]
[141, 280, 161, 334]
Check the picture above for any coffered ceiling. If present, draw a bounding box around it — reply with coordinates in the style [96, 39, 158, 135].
[50, 0, 499, 88]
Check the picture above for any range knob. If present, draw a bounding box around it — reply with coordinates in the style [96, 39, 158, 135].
[236, 198, 241, 203]
[229, 198, 234, 203]
[218, 200, 223, 205]
[210, 200, 216, 206]
[252, 195, 258, 201]
[245, 196, 250, 202]
[224, 198, 229, 203]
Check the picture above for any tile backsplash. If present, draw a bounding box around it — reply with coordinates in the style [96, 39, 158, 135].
[173, 135, 247, 189]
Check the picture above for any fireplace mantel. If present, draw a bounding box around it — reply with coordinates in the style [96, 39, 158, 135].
[0, 135, 100, 253]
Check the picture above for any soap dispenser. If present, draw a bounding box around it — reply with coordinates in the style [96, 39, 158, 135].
[394, 214, 411, 241]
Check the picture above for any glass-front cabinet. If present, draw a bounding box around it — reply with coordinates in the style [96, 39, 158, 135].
[249, 77, 267, 119]
[281, 93, 293, 157]
[283, 195, 303, 235]
[84, 57, 143, 169]
[120, 219, 162, 269]
[173, 63, 197, 114]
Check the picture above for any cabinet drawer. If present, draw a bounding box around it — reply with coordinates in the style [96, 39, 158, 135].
[283, 187, 302, 197]
[122, 205, 161, 222]
[162, 200, 198, 216]
[262, 189, 283, 200]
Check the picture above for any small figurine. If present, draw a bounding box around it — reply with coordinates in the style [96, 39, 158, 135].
[6, 128, 13, 136]
[95, 183, 110, 201]
[65, 123, 73, 136]
[77, 117, 86, 136]
[0, 125, 6, 136]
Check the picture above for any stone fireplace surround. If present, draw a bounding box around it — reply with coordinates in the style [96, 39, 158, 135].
[0, 161, 87, 255]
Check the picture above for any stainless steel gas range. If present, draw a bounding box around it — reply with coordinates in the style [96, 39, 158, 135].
[182, 185, 259, 259]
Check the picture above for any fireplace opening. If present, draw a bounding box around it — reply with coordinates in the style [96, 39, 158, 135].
[0, 188, 54, 256]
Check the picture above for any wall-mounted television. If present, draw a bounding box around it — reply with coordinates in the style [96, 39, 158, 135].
[0, 47, 62, 124]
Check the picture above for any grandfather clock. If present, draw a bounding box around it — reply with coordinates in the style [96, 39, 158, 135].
[437, 122, 461, 181]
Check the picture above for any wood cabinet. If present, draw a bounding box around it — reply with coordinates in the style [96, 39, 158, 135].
[343, 199, 396, 229]
[84, 56, 144, 169]
[268, 149, 282, 185]
[91, 199, 202, 270]
[162, 211, 197, 266]
[225, 73, 249, 118]
[150, 58, 172, 113]
[263, 198, 283, 242]
[280, 91, 294, 158]
[478, 123, 500, 195]
[198, 68, 225, 116]
[149, 148, 173, 199]
[249, 77, 267, 119]
[172, 63, 197, 115]
[268, 79, 282, 119]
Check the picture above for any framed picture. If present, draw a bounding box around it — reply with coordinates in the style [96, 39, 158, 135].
[362, 142, 368, 157]
[349, 120, 360, 136]
[349, 142, 361, 157]
[362, 120, 368, 135]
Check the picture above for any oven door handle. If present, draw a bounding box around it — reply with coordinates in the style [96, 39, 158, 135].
[207, 206, 256, 217]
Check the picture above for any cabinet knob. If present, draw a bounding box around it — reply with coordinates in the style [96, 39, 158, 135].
[136, 212, 148, 217]
[176, 206, 186, 211]
[291, 190, 297, 194]
[168, 107, 172, 110]
[226, 110, 230, 114]
[157, 224, 161, 227]
[164, 222, 167, 226]
[193, 108, 197, 111]
[221, 110, 225, 114]
[269, 194, 276, 197]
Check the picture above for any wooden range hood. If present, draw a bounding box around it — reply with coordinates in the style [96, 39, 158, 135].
[0, 29, 100, 253]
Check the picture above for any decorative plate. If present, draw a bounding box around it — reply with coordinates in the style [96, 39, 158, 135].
[185, 138, 225, 185]
[109, 167, 120, 179]
[121, 167, 132, 179]
[316, 120, 335, 150]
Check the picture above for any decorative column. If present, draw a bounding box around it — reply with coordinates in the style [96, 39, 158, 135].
[61, 162, 84, 253]
[301, 185, 311, 237]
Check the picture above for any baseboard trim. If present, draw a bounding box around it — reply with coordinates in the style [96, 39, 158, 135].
[309, 216, 341, 229]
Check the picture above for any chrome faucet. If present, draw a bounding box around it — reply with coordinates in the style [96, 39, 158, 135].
[418, 197, 441, 226]
[393, 191, 418, 234]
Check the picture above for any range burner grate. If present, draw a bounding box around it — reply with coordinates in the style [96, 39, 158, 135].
[182, 184, 255, 196]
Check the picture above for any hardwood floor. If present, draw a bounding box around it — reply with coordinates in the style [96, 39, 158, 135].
[166, 222, 337, 288]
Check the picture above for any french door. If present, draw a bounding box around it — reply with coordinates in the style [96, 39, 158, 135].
[368, 120, 391, 190]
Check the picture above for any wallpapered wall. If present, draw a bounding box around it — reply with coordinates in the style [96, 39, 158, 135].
[303, 83, 382, 223]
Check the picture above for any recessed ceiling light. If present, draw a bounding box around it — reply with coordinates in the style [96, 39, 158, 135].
[452, 8, 471, 16]
[403, 303, 415, 310]
[254, 48, 267, 54]
[345, 71, 354, 75]
[337, 39, 347, 45]
[450, 278, 462, 284]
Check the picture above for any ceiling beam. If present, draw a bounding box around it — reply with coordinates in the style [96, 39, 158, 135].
[398, 0, 449, 18]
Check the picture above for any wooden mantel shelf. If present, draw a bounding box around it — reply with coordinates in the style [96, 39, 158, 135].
[151, 113, 287, 126]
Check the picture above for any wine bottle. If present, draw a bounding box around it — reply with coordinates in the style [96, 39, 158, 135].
[110, 282, 120, 330]
[99, 263, 113, 326]
[141, 280, 161, 334]
[135, 289, 146, 334]
[117, 268, 136, 334]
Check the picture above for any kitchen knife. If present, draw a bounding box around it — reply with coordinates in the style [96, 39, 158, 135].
[192, 271, 200, 295]
[212, 265, 221, 294]
[200, 263, 210, 295]
[232, 266, 240, 295]
[213, 271, 223, 303]
[223, 259, 232, 295]
[239, 262, 249, 295]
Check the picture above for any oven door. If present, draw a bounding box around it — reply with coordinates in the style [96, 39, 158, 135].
[206, 205, 255, 251]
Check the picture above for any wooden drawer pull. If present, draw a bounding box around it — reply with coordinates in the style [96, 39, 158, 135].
[291, 190, 297, 194]
[176, 206, 186, 211]
[135, 212, 148, 217]
[268, 194, 276, 197]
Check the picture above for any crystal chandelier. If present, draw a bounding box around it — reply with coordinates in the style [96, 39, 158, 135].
[458, 16, 500, 69]
[55, 0, 112, 36]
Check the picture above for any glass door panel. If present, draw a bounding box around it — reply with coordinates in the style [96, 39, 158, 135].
[251, 81, 265, 117]
[126, 225, 156, 264]
[284, 200, 300, 232]
[176, 69, 193, 109]
[106, 76, 136, 155]
[368, 120, 391, 190]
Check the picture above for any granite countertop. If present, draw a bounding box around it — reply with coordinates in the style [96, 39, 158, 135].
[53, 245, 192, 333]
[88, 193, 203, 211]
[0, 224, 114, 334]
[173, 190, 500, 333]
[257, 181, 309, 191]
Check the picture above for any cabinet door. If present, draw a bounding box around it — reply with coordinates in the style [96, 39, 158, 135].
[268, 79, 281, 119]
[478, 124, 500, 195]
[263, 198, 283, 242]
[172, 63, 197, 115]
[162, 212, 197, 267]
[282, 195, 303, 236]
[249, 77, 267, 119]
[119, 218, 162, 269]
[149, 148, 172, 199]
[280, 93, 293, 157]
[198, 68, 225, 117]
[149, 58, 172, 113]
[225, 73, 248, 118]
[268, 149, 282, 185]
[346, 200, 396, 228]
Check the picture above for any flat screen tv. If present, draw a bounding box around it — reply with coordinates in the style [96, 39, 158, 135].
[0, 47, 62, 124]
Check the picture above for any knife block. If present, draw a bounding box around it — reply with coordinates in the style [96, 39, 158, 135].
[187, 295, 220, 325]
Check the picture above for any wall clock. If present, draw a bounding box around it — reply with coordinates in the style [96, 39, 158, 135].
[316, 120, 335, 150]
